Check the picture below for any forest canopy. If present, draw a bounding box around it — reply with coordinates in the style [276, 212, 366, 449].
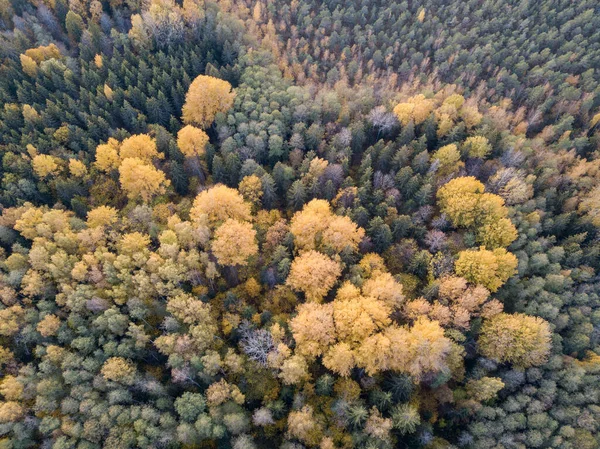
[0, 0, 599, 448]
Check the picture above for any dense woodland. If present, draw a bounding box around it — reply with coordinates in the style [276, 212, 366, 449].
[0, 0, 599, 448]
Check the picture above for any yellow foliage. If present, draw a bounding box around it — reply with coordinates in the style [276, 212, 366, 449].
[19, 54, 38, 76]
[579, 186, 600, 226]
[437, 176, 517, 248]
[68, 159, 87, 177]
[286, 251, 342, 301]
[211, 219, 258, 266]
[32, 154, 59, 178]
[417, 8, 425, 22]
[455, 247, 518, 292]
[118, 134, 161, 162]
[190, 185, 252, 227]
[239, 175, 263, 205]
[323, 342, 355, 377]
[0, 376, 23, 401]
[24, 43, 61, 62]
[22, 105, 40, 123]
[101, 357, 137, 385]
[37, 314, 61, 337]
[118, 157, 169, 202]
[290, 302, 335, 359]
[177, 125, 209, 158]
[333, 294, 391, 344]
[437, 177, 486, 227]
[94, 54, 103, 68]
[478, 312, 551, 368]
[393, 94, 434, 126]
[287, 406, 321, 444]
[86, 206, 118, 228]
[279, 354, 310, 385]
[290, 199, 364, 253]
[464, 136, 491, 158]
[361, 272, 404, 308]
[95, 138, 120, 172]
[0, 402, 23, 423]
[466, 377, 504, 402]
[118, 232, 151, 255]
[433, 143, 463, 176]
[182, 75, 235, 128]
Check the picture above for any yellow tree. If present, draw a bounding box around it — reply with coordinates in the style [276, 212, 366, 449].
[432, 144, 464, 176]
[182, 75, 235, 128]
[290, 302, 335, 359]
[95, 138, 120, 172]
[211, 219, 258, 266]
[286, 251, 342, 301]
[437, 176, 517, 248]
[118, 134, 162, 162]
[464, 136, 492, 158]
[437, 177, 486, 227]
[118, 158, 170, 202]
[177, 125, 209, 158]
[32, 154, 59, 179]
[101, 357, 137, 385]
[239, 175, 263, 207]
[478, 312, 551, 368]
[290, 199, 364, 253]
[455, 247, 518, 292]
[190, 185, 252, 227]
[68, 159, 87, 177]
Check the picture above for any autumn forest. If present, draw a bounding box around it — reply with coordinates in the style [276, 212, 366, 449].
[0, 0, 599, 448]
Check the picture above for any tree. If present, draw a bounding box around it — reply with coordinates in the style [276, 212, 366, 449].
[177, 125, 209, 158]
[290, 302, 335, 359]
[118, 134, 161, 162]
[464, 136, 492, 158]
[32, 155, 59, 179]
[95, 138, 120, 172]
[433, 143, 463, 176]
[455, 247, 518, 292]
[290, 199, 364, 253]
[118, 158, 170, 202]
[239, 175, 263, 206]
[65, 11, 84, 42]
[437, 177, 517, 248]
[182, 75, 235, 128]
[286, 251, 342, 301]
[478, 313, 551, 368]
[190, 185, 251, 227]
[211, 219, 258, 266]
[101, 357, 137, 385]
[87, 206, 118, 228]
[322, 342, 355, 377]
[466, 377, 504, 402]
[68, 159, 87, 177]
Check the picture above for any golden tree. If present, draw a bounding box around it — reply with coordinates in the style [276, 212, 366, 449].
[118, 158, 170, 202]
[101, 357, 137, 385]
[182, 75, 235, 128]
[94, 138, 120, 172]
[286, 251, 342, 301]
[290, 199, 364, 253]
[190, 185, 252, 227]
[211, 219, 258, 266]
[455, 247, 518, 292]
[478, 312, 551, 368]
[177, 125, 209, 158]
[290, 302, 335, 359]
[32, 154, 59, 178]
[118, 134, 162, 162]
